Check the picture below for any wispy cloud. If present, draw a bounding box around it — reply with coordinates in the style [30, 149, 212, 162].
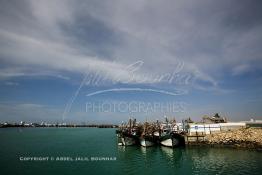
[4, 0, 260, 90]
[0, 67, 70, 80]
[4, 81, 19, 86]
[232, 64, 251, 76]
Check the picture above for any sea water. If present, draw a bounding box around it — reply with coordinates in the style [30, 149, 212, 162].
[0, 128, 261, 175]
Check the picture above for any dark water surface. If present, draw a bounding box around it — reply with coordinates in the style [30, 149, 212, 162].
[0, 128, 261, 175]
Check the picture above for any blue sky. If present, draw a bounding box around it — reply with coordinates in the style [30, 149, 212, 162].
[0, 0, 262, 124]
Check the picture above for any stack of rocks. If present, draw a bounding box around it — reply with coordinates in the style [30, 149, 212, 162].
[206, 128, 262, 150]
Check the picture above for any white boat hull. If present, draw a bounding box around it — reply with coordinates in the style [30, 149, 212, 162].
[121, 137, 136, 146]
[140, 139, 155, 147]
[160, 138, 178, 147]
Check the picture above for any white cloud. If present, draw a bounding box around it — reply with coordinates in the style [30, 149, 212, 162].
[0, 29, 176, 85]
[0, 67, 70, 80]
[0, 0, 261, 90]
[232, 64, 251, 76]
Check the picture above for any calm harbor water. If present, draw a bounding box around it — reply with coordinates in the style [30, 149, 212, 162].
[0, 128, 261, 175]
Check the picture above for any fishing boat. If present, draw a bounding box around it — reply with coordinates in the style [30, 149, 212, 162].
[159, 117, 180, 147]
[116, 129, 135, 146]
[160, 133, 179, 147]
[139, 122, 156, 147]
[140, 136, 155, 147]
[121, 135, 137, 146]
[117, 118, 140, 146]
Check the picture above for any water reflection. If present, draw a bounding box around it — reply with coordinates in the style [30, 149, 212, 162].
[140, 146, 156, 156]
[139, 146, 159, 167]
[161, 146, 183, 168]
[185, 147, 262, 175]
[161, 146, 174, 159]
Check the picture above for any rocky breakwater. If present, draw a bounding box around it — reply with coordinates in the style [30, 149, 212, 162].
[206, 128, 262, 150]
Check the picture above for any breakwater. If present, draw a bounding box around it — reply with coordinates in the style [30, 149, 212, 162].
[185, 128, 262, 150]
[205, 128, 262, 150]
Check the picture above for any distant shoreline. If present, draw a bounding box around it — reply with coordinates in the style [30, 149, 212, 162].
[0, 124, 118, 128]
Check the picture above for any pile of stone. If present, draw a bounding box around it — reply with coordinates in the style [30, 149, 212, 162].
[206, 128, 262, 149]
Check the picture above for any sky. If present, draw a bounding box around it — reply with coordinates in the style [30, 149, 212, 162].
[0, 0, 262, 124]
